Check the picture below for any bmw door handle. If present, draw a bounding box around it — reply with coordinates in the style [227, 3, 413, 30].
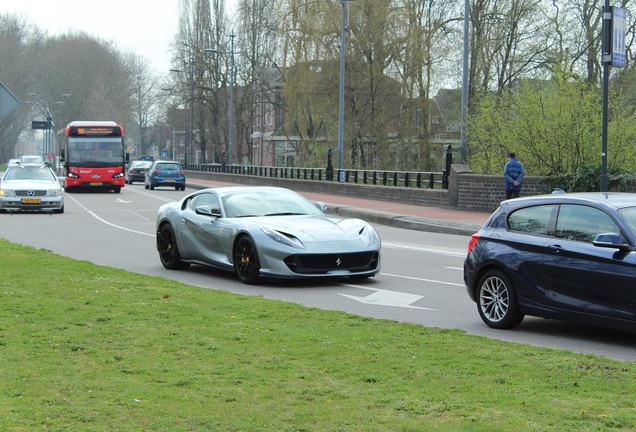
[547, 244, 564, 253]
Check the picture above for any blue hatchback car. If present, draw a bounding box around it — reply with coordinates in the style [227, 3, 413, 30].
[464, 192, 636, 333]
[144, 161, 186, 191]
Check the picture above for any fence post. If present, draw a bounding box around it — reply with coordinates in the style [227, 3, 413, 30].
[442, 145, 452, 189]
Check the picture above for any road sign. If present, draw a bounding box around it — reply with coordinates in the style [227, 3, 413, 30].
[0, 82, 20, 121]
[32, 120, 51, 130]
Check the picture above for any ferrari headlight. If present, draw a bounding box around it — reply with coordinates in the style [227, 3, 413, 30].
[261, 227, 306, 249]
[360, 224, 381, 247]
[0, 188, 15, 197]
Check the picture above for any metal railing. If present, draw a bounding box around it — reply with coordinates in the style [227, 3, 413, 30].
[185, 163, 447, 189]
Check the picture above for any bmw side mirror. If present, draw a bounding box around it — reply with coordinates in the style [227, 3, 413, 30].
[593, 233, 634, 251]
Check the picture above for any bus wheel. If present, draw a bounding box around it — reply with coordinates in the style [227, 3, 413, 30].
[114, 187, 121, 193]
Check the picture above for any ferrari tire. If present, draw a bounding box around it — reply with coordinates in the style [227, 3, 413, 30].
[476, 270, 524, 329]
[233, 235, 261, 284]
[157, 224, 190, 270]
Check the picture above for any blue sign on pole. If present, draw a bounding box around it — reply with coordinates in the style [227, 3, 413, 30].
[611, 7, 626, 67]
[0, 82, 20, 121]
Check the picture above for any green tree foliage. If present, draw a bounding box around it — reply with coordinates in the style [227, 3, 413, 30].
[467, 69, 636, 178]
[0, 14, 135, 162]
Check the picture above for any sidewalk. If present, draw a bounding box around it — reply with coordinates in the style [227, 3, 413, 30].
[188, 177, 491, 236]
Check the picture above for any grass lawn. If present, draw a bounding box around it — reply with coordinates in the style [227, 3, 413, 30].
[0, 239, 634, 431]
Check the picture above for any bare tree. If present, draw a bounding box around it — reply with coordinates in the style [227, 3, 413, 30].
[173, 0, 223, 164]
[0, 13, 40, 162]
[124, 53, 163, 157]
[234, 0, 280, 164]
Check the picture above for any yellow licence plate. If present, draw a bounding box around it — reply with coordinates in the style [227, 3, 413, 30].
[165, 179, 175, 183]
[22, 198, 41, 204]
[90, 182, 103, 186]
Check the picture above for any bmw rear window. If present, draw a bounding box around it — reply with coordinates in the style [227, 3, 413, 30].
[507, 205, 556, 236]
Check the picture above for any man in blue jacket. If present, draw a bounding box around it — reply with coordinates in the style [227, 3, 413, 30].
[504, 152, 524, 199]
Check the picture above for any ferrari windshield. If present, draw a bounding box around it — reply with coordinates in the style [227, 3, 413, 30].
[221, 189, 324, 218]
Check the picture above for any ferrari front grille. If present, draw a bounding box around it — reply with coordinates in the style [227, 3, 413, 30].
[284, 251, 379, 274]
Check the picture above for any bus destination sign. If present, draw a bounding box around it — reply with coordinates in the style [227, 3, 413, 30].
[69, 126, 123, 137]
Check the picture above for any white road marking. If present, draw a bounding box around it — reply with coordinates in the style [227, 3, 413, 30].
[65, 194, 154, 237]
[380, 272, 464, 287]
[338, 286, 435, 310]
[382, 241, 466, 257]
[129, 211, 151, 221]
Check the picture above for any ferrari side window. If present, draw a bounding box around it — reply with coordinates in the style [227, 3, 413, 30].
[191, 194, 219, 212]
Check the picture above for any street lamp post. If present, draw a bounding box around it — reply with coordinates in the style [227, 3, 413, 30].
[337, 0, 350, 181]
[205, 32, 236, 167]
[25, 92, 71, 157]
[170, 54, 196, 167]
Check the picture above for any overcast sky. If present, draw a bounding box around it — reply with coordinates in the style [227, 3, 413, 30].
[4, 0, 237, 74]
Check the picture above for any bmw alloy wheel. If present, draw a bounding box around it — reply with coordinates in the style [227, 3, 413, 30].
[476, 270, 524, 329]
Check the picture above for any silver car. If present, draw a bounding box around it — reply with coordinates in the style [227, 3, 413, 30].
[0, 165, 64, 213]
[155, 186, 382, 284]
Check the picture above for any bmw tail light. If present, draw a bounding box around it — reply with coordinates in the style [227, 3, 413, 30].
[467, 233, 480, 253]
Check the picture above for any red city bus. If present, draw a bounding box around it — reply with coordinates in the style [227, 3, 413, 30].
[60, 121, 129, 193]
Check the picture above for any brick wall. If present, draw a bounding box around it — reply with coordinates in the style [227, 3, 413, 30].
[186, 166, 552, 213]
[455, 166, 551, 212]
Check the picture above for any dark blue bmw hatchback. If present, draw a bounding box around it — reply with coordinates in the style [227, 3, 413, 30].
[464, 192, 636, 332]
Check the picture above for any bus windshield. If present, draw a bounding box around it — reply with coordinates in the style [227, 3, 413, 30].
[67, 137, 124, 166]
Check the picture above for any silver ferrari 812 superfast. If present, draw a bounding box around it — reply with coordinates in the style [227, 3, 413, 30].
[155, 186, 381, 284]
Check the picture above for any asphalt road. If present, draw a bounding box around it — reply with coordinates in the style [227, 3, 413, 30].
[2, 184, 636, 362]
